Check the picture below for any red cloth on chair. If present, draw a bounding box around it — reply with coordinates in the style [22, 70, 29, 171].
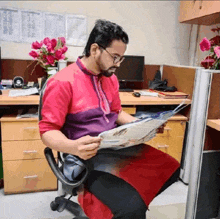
[78, 145, 180, 219]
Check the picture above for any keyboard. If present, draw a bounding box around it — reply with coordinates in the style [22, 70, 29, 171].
[9, 87, 39, 97]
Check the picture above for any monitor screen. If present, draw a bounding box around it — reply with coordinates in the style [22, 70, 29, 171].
[115, 55, 144, 82]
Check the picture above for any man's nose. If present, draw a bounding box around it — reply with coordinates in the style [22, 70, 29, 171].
[115, 62, 121, 68]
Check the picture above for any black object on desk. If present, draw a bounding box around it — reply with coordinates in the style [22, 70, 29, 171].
[119, 88, 134, 92]
[132, 92, 141, 97]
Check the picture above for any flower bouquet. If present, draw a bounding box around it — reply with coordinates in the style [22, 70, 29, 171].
[29, 37, 68, 75]
[199, 27, 220, 70]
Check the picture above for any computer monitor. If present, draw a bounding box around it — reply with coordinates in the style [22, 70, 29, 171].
[115, 55, 144, 91]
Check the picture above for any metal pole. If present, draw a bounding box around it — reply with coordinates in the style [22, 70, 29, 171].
[185, 69, 213, 219]
[180, 68, 202, 183]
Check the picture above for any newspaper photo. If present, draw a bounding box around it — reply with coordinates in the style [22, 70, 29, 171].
[98, 101, 188, 150]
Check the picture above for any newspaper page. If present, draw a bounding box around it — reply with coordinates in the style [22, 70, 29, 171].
[20, 10, 44, 43]
[98, 101, 188, 150]
[66, 14, 87, 46]
[0, 7, 21, 42]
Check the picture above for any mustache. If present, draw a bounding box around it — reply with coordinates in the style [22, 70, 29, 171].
[108, 67, 118, 71]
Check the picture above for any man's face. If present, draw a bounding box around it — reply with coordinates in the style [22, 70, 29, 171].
[96, 40, 127, 77]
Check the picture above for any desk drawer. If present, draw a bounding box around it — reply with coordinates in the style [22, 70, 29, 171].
[156, 120, 186, 138]
[2, 140, 57, 161]
[147, 120, 186, 162]
[122, 106, 136, 115]
[1, 121, 40, 141]
[3, 159, 57, 194]
[147, 136, 184, 162]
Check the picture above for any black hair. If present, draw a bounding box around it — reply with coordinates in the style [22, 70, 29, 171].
[83, 19, 129, 57]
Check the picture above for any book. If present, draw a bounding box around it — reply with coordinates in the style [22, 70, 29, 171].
[150, 90, 189, 99]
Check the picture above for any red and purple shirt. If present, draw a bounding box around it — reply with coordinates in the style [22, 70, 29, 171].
[39, 57, 180, 219]
[39, 57, 122, 139]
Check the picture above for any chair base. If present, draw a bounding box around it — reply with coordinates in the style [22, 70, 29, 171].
[50, 195, 88, 218]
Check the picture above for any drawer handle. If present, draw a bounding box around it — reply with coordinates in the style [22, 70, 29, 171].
[23, 127, 37, 130]
[158, 145, 169, 148]
[164, 127, 171, 131]
[24, 175, 38, 179]
[23, 150, 37, 154]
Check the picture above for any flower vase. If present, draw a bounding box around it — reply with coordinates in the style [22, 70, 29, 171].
[58, 60, 67, 71]
[46, 67, 58, 79]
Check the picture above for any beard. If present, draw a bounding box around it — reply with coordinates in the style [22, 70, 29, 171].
[95, 57, 118, 77]
[100, 66, 118, 77]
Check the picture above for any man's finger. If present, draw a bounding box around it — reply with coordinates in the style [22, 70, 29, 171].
[81, 136, 102, 144]
[84, 143, 100, 151]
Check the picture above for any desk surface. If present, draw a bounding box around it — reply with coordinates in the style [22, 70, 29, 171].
[0, 90, 39, 105]
[119, 92, 191, 105]
[207, 119, 220, 131]
[0, 90, 191, 106]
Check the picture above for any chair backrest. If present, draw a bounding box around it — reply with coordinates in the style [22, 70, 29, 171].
[38, 78, 89, 188]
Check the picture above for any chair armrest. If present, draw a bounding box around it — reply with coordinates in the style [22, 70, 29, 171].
[44, 147, 88, 187]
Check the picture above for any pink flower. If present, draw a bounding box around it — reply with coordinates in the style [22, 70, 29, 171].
[29, 37, 68, 73]
[31, 41, 43, 49]
[51, 38, 57, 49]
[46, 55, 55, 65]
[214, 46, 220, 58]
[58, 37, 66, 46]
[43, 37, 51, 46]
[61, 45, 68, 54]
[201, 56, 215, 69]
[29, 50, 39, 59]
[199, 37, 211, 52]
[55, 50, 65, 60]
[46, 43, 55, 53]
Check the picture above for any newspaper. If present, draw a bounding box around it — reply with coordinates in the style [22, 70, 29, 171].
[98, 101, 188, 150]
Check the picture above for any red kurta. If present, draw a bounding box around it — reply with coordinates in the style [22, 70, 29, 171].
[39, 57, 180, 219]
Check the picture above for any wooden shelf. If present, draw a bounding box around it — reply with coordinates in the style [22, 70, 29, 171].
[207, 119, 220, 131]
[179, 1, 220, 25]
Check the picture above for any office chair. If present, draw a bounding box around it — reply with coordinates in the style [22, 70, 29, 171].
[39, 82, 89, 219]
[44, 147, 89, 219]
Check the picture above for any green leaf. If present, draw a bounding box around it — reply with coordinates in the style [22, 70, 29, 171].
[55, 38, 62, 50]
[42, 47, 47, 53]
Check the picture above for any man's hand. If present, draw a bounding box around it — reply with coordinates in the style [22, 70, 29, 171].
[74, 135, 101, 160]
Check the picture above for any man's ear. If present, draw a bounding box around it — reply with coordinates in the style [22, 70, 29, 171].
[90, 43, 100, 57]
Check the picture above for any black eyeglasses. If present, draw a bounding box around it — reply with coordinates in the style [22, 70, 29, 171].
[98, 45, 125, 64]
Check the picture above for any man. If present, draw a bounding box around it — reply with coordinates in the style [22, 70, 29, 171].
[39, 19, 180, 219]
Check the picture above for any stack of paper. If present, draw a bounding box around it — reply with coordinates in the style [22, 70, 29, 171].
[151, 91, 189, 99]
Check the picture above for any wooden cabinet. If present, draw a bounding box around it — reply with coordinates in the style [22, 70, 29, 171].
[179, 1, 220, 25]
[147, 115, 187, 162]
[1, 116, 57, 194]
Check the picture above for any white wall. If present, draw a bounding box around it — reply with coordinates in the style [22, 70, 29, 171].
[0, 1, 191, 66]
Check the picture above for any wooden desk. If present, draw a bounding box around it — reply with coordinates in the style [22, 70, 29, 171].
[207, 119, 220, 131]
[0, 90, 191, 106]
[0, 90, 39, 105]
[120, 92, 191, 105]
[0, 90, 190, 194]
[0, 91, 57, 194]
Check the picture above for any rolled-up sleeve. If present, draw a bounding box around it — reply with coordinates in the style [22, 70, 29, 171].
[39, 78, 72, 135]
